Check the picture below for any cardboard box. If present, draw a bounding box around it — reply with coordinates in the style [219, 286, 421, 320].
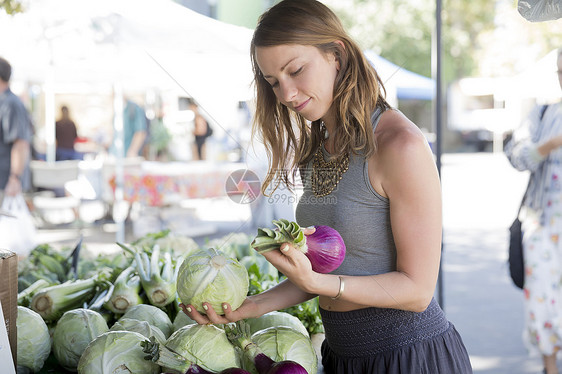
[0, 249, 17, 368]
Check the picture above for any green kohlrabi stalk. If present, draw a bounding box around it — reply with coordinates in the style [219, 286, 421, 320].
[29, 277, 98, 322]
[104, 265, 143, 314]
[142, 336, 200, 373]
[119, 243, 178, 307]
[18, 279, 51, 307]
[251, 219, 307, 253]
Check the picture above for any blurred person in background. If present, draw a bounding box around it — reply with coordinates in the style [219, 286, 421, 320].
[182, 1, 472, 373]
[0, 56, 32, 200]
[55, 105, 81, 161]
[504, 47, 562, 374]
[190, 101, 211, 160]
[110, 98, 148, 158]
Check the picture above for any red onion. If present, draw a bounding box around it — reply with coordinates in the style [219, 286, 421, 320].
[251, 219, 346, 273]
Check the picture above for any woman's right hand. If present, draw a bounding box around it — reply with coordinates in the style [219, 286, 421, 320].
[179, 297, 259, 325]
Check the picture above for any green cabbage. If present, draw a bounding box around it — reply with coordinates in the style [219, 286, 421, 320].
[245, 311, 309, 338]
[165, 324, 240, 373]
[77, 330, 160, 374]
[177, 248, 249, 314]
[173, 310, 197, 332]
[52, 308, 109, 371]
[250, 326, 318, 374]
[110, 317, 166, 344]
[16, 306, 51, 373]
[120, 303, 173, 338]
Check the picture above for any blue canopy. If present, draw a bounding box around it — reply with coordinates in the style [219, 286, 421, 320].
[364, 50, 435, 101]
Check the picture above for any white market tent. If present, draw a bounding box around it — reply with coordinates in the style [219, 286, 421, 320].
[364, 50, 436, 103]
[0, 0, 255, 159]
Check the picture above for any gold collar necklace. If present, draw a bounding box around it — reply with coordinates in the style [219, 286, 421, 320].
[311, 122, 350, 197]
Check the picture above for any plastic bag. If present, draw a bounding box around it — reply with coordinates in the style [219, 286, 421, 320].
[0, 195, 37, 257]
[518, 0, 562, 22]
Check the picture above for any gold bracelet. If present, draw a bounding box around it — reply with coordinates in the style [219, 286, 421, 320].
[331, 276, 345, 300]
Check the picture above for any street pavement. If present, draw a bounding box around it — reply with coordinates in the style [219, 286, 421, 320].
[441, 152, 543, 374]
[35, 152, 548, 373]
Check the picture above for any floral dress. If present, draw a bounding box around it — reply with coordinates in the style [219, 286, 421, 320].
[506, 102, 562, 355]
[522, 164, 562, 355]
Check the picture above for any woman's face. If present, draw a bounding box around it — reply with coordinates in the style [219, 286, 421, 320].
[255, 44, 339, 123]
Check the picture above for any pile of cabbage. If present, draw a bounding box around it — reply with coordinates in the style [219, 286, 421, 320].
[16, 229, 322, 373]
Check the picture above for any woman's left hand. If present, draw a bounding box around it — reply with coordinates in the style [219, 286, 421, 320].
[259, 227, 319, 293]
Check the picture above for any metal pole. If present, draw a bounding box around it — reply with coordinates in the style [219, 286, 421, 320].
[432, 0, 444, 309]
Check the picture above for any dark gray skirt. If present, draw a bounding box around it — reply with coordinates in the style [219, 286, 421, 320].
[320, 298, 472, 373]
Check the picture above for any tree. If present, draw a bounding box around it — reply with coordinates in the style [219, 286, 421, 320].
[0, 0, 24, 15]
[322, 0, 561, 82]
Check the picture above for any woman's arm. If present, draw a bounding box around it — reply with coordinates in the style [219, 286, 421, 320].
[505, 105, 548, 172]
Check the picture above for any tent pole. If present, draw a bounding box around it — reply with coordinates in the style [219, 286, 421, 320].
[45, 44, 56, 164]
[112, 83, 126, 243]
[433, 0, 444, 310]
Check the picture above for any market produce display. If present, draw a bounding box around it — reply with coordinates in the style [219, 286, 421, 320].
[15, 225, 329, 373]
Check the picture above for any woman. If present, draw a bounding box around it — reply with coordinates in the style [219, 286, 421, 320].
[504, 47, 562, 374]
[181, 1, 472, 372]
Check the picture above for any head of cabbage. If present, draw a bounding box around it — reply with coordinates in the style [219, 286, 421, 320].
[245, 311, 309, 338]
[110, 317, 166, 344]
[165, 324, 240, 373]
[77, 330, 160, 374]
[247, 326, 318, 374]
[177, 247, 249, 314]
[16, 306, 51, 373]
[120, 303, 174, 338]
[52, 308, 109, 372]
[173, 310, 197, 332]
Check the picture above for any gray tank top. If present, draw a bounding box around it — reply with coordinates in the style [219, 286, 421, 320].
[295, 109, 396, 276]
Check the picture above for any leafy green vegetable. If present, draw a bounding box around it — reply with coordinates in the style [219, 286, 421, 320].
[104, 264, 143, 314]
[17, 278, 51, 307]
[110, 317, 167, 344]
[176, 248, 249, 315]
[52, 308, 109, 371]
[120, 304, 174, 339]
[119, 243, 180, 308]
[245, 311, 309, 338]
[165, 324, 241, 373]
[281, 296, 324, 335]
[17, 306, 52, 373]
[77, 331, 160, 374]
[30, 276, 100, 322]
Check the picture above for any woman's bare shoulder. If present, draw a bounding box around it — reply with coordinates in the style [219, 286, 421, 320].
[375, 109, 428, 154]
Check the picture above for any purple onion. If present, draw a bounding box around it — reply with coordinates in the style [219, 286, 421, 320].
[220, 369, 253, 374]
[304, 225, 346, 273]
[266, 361, 308, 374]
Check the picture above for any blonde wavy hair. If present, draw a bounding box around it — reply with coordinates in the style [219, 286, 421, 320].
[250, 0, 390, 194]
